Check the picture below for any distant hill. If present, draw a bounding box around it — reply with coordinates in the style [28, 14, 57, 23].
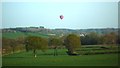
[2, 32, 49, 39]
[1, 27, 118, 39]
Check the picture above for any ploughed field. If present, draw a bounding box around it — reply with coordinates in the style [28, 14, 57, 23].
[2, 45, 119, 66]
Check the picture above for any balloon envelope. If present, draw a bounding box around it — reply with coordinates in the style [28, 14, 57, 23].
[60, 15, 64, 20]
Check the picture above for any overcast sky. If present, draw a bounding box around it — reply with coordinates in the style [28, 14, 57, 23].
[2, 1, 118, 29]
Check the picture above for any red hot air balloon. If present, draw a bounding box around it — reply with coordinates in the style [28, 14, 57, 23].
[60, 15, 64, 20]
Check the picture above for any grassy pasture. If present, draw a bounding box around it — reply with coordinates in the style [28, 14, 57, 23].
[2, 32, 49, 39]
[2, 32, 25, 39]
[2, 45, 119, 66]
[2, 32, 119, 66]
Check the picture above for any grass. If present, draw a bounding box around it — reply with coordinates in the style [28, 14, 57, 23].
[2, 32, 25, 39]
[26, 32, 49, 38]
[2, 48, 119, 66]
[2, 32, 49, 39]
[78, 45, 119, 55]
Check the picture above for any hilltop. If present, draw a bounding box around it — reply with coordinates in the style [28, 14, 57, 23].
[1, 26, 118, 39]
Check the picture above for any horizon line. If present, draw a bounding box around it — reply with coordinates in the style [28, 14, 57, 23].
[1, 26, 119, 30]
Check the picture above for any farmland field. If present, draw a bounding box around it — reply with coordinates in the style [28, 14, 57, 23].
[2, 32, 49, 39]
[2, 47, 119, 66]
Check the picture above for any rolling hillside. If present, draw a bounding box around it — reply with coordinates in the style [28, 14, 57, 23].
[2, 32, 49, 39]
[1, 27, 118, 39]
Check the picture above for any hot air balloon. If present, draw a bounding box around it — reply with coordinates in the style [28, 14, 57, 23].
[60, 15, 64, 20]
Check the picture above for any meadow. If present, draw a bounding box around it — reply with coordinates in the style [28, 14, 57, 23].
[2, 45, 119, 66]
[2, 32, 49, 39]
[2, 32, 119, 66]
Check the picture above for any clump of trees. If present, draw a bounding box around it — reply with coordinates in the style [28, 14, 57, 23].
[64, 34, 81, 55]
[2, 32, 119, 56]
[2, 37, 25, 55]
[25, 36, 48, 57]
[81, 32, 99, 45]
[101, 32, 117, 44]
[49, 37, 62, 56]
[81, 32, 118, 45]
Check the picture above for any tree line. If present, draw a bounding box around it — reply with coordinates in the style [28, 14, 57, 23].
[2, 32, 119, 57]
[81, 32, 119, 45]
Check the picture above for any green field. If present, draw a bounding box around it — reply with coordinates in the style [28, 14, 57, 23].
[2, 32, 49, 39]
[2, 48, 119, 66]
